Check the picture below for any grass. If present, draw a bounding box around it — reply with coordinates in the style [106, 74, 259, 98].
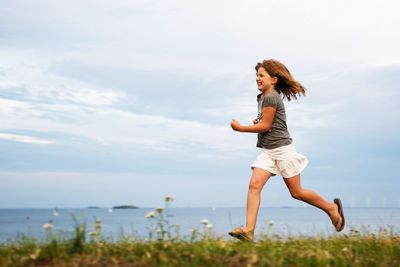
[1, 198, 399, 266]
[0, 226, 399, 267]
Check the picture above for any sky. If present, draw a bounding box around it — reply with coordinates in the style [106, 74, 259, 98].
[0, 0, 399, 208]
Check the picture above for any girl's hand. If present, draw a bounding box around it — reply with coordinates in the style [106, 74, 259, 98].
[230, 119, 242, 132]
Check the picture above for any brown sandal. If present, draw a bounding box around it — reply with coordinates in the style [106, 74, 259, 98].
[228, 227, 254, 242]
[333, 198, 345, 232]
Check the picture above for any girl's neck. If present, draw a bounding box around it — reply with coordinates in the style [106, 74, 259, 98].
[262, 87, 275, 96]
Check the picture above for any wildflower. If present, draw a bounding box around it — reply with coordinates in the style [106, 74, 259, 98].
[29, 248, 41, 260]
[201, 219, 209, 225]
[95, 219, 102, 231]
[165, 195, 174, 202]
[268, 220, 274, 226]
[342, 247, 348, 252]
[156, 207, 164, 213]
[42, 222, 53, 230]
[146, 211, 156, 218]
[88, 231, 97, 237]
[206, 223, 213, 229]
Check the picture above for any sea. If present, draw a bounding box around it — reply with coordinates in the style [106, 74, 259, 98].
[1, 207, 399, 242]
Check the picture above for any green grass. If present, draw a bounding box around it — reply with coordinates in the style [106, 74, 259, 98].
[1, 199, 399, 266]
[1, 230, 399, 267]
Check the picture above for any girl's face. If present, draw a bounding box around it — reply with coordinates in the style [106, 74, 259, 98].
[256, 67, 277, 93]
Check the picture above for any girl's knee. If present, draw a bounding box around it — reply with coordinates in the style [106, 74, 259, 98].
[248, 169, 271, 192]
[248, 178, 263, 192]
[290, 189, 303, 200]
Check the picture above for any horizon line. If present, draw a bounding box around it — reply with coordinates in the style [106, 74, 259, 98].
[0, 206, 399, 209]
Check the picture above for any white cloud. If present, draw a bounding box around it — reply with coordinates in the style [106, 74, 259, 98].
[0, 61, 249, 153]
[0, 96, 248, 151]
[0, 0, 399, 210]
[0, 133, 56, 144]
[0, 63, 125, 106]
[2, 0, 399, 77]
[0, 98, 32, 113]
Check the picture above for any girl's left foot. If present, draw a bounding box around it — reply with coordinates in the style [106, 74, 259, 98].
[228, 227, 254, 242]
[328, 200, 343, 231]
[333, 198, 345, 232]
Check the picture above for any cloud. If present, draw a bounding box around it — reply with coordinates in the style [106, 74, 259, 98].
[0, 0, 399, 209]
[0, 133, 56, 144]
[0, 96, 247, 151]
[2, 52, 400, 158]
[0, 63, 125, 106]
[0, 60, 249, 154]
[2, 0, 400, 72]
[302, 65, 400, 135]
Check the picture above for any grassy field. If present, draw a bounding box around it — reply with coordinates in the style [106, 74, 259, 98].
[1, 199, 399, 266]
[1, 228, 399, 267]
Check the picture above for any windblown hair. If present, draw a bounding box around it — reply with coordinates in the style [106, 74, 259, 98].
[255, 59, 306, 101]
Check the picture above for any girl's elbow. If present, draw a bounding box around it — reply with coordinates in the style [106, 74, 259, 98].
[260, 124, 271, 132]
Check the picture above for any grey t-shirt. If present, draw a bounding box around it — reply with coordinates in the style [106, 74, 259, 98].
[256, 90, 292, 149]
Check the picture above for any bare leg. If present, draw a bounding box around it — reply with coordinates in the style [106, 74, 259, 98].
[283, 174, 342, 228]
[244, 168, 273, 232]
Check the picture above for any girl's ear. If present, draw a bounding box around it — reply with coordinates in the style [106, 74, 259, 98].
[272, 76, 278, 85]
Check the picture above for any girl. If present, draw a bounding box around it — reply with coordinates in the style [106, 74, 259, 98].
[228, 59, 345, 242]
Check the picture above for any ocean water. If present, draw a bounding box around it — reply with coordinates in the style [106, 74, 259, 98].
[0, 207, 399, 242]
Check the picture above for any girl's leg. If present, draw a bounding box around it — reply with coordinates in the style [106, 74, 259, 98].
[244, 167, 273, 232]
[283, 174, 342, 227]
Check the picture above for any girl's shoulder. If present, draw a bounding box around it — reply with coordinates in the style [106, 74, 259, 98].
[263, 90, 281, 101]
[262, 90, 284, 108]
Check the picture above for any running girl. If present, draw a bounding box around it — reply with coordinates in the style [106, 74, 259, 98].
[228, 59, 345, 241]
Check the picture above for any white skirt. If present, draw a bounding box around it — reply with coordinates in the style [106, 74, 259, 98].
[251, 143, 308, 178]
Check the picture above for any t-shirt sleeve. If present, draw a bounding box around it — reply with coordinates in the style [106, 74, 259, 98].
[262, 94, 278, 109]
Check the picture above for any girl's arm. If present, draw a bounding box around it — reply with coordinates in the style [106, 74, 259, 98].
[231, 107, 276, 133]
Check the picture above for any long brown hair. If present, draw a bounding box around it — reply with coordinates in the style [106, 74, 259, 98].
[255, 59, 306, 101]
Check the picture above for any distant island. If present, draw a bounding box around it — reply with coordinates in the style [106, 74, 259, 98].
[112, 205, 139, 209]
[87, 206, 101, 209]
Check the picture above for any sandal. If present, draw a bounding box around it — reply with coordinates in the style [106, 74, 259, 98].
[333, 198, 345, 232]
[228, 227, 254, 242]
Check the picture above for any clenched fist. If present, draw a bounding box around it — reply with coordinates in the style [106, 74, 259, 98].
[230, 119, 241, 132]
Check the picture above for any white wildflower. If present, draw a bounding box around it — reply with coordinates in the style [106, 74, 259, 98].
[29, 248, 41, 260]
[201, 219, 209, 225]
[146, 211, 156, 218]
[88, 231, 97, 237]
[206, 224, 213, 229]
[268, 220, 274, 226]
[42, 223, 53, 230]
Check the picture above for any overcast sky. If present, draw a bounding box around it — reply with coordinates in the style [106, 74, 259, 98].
[1, 0, 399, 208]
